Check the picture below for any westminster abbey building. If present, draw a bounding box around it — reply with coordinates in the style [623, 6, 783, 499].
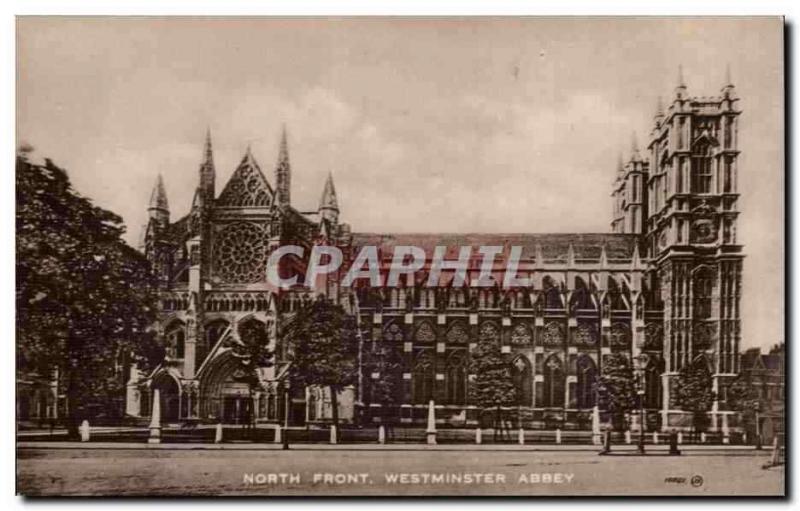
[128, 69, 743, 433]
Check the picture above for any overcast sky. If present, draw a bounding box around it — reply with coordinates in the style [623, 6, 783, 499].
[17, 17, 783, 349]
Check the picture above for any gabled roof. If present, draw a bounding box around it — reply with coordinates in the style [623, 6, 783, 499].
[216, 148, 274, 208]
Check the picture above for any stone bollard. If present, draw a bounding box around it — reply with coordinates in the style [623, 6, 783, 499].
[148, 389, 161, 444]
[425, 400, 437, 445]
[755, 433, 763, 450]
[743, 432, 748, 445]
[274, 425, 282, 444]
[79, 420, 90, 442]
[378, 425, 386, 445]
[700, 432, 707, 444]
[518, 428, 525, 445]
[677, 431, 683, 444]
[475, 428, 482, 444]
[555, 428, 562, 444]
[669, 431, 681, 456]
[215, 422, 223, 444]
[652, 431, 659, 444]
[330, 425, 338, 445]
[625, 430, 632, 444]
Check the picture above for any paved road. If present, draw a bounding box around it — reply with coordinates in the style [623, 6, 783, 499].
[17, 446, 784, 496]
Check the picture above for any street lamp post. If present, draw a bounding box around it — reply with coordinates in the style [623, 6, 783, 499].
[633, 353, 649, 455]
[637, 378, 646, 455]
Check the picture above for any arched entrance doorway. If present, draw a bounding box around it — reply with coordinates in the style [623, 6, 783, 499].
[151, 372, 180, 422]
[198, 350, 258, 424]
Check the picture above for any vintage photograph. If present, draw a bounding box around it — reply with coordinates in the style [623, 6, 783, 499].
[15, 17, 785, 496]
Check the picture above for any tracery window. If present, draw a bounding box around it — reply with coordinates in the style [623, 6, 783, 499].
[412, 352, 435, 404]
[541, 322, 564, 347]
[479, 322, 500, 344]
[213, 222, 268, 283]
[542, 355, 565, 408]
[576, 355, 597, 409]
[217, 160, 272, 207]
[609, 323, 631, 348]
[414, 322, 436, 342]
[573, 322, 597, 346]
[383, 323, 404, 342]
[512, 355, 533, 406]
[446, 322, 469, 344]
[510, 323, 532, 345]
[691, 141, 713, 194]
[445, 353, 467, 405]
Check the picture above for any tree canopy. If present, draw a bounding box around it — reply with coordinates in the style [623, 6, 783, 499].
[288, 295, 360, 428]
[16, 155, 162, 426]
[469, 334, 517, 414]
[675, 357, 715, 432]
[596, 353, 637, 430]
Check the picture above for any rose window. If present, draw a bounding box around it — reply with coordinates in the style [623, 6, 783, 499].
[213, 222, 268, 283]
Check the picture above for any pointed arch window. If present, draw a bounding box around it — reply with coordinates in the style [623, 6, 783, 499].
[543, 277, 563, 309]
[542, 355, 565, 408]
[644, 360, 663, 409]
[691, 141, 713, 194]
[445, 353, 467, 405]
[576, 355, 597, 409]
[512, 355, 533, 406]
[412, 352, 435, 404]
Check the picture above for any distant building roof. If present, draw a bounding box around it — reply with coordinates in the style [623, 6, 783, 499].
[350, 232, 639, 261]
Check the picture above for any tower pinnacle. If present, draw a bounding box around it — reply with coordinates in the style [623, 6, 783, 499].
[200, 129, 215, 199]
[630, 131, 641, 162]
[148, 173, 170, 227]
[275, 125, 291, 207]
[319, 171, 339, 223]
[675, 64, 687, 100]
[149, 174, 169, 212]
[654, 95, 664, 120]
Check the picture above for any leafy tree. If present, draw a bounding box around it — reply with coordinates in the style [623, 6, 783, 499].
[675, 357, 715, 437]
[469, 335, 517, 439]
[596, 353, 636, 431]
[727, 375, 763, 439]
[16, 156, 162, 435]
[289, 295, 359, 437]
[226, 319, 274, 428]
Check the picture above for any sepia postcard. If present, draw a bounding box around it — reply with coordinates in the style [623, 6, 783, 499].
[15, 16, 785, 497]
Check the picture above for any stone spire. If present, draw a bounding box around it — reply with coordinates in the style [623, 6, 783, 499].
[319, 171, 339, 223]
[675, 64, 687, 100]
[654, 95, 664, 122]
[275, 125, 291, 207]
[630, 131, 642, 162]
[149, 174, 169, 212]
[200, 128, 215, 200]
[616, 152, 625, 181]
[148, 174, 170, 225]
[721, 63, 736, 99]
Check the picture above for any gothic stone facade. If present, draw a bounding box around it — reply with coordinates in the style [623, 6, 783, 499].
[130, 72, 743, 431]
